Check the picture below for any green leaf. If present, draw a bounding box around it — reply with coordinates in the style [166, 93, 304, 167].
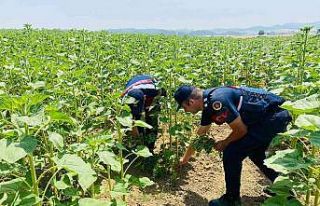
[138, 177, 154, 188]
[0, 137, 37, 163]
[23, 93, 49, 107]
[54, 154, 97, 191]
[0, 162, 13, 175]
[295, 114, 320, 131]
[309, 131, 320, 148]
[48, 132, 64, 150]
[281, 94, 320, 114]
[1, 93, 48, 111]
[79, 198, 112, 206]
[27, 81, 45, 90]
[123, 96, 137, 105]
[0, 178, 30, 193]
[116, 116, 132, 128]
[130, 59, 140, 65]
[190, 135, 215, 153]
[79, 174, 97, 193]
[134, 120, 153, 129]
[70, 143, 88, 152]
[178, 76, 193, 84]
[0, 95, 16, 111]
[18, 194, 41, 206]
[47, 111, 76, 124]
[54, 180, 69, 190]
[110, 182, 129, 198]
[111, 199, 127, 206]
[0, 193, 8, 204]
[95, 107, 105, 115]
[18, 136, 38, 153]
[133, 146, 152, 158]
[268, 176, 294, 196]
[280, 129, 304, 136]
[98, 151, 121, 172]
[11, 112, 46, 127]
[54, 175, 71, 190]
[262, 195, 302, 206]
[0, 162, 27, 176]
[264, 149, 309, 174]
[269, 88, 284, 95]
[115, 143, 128, 151]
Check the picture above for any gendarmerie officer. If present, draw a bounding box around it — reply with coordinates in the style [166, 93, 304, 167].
[174, 85, 292, 206]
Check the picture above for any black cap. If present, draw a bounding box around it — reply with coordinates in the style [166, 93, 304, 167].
[174, 85, 194, 110]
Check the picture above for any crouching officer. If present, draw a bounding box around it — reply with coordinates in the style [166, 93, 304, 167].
[122, 74, 166, 153]
[174, 85, 292, 206]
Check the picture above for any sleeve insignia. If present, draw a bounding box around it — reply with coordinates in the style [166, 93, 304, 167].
[212, 101, 222, 111]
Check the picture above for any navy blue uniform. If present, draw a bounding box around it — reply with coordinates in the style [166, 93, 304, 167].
[201, 86, 292, 198]
[122, 75, 162, 151]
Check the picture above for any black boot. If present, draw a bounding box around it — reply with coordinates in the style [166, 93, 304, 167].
[208, 194, 241, 206]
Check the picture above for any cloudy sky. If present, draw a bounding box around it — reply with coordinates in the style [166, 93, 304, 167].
[0, 0, 319, 30]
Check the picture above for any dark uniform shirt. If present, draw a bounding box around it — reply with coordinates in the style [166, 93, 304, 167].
[122, 75, 159, 120]
[201, 86, 285, 127]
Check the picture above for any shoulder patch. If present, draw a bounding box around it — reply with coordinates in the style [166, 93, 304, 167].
[212, 101, 222, 111]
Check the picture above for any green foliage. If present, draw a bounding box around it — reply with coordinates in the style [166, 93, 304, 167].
[264, 149, 310, 174]
[190, 135, 216, 154]
[0, 137, 37, 163]
[79, 198, 112, 206]
[133, 146, 153, 158]
[54, 154, 97, 191]
[98, 151, 122, 172]
[0, 28, 319, 205]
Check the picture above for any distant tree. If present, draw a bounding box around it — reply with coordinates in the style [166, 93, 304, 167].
[317, 29, 320, 35]
[23, 23, 33, 34]
[258, 30, 265, 35]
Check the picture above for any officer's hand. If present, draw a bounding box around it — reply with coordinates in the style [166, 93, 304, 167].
[174, 158, 186, 172]
[214, 139, 230, 152]
[179, 157, 188, 166]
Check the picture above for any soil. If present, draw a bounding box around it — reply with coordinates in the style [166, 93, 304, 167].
[126, 124, 272, 206]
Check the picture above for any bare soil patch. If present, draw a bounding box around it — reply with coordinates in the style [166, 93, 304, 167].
[127, 124, 272, 206]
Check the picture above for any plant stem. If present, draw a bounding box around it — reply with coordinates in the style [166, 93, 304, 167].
[37, 166, 57, 185]
[306, 168, 312, 205]
[314, 176, 320, 206]
[116, 122, 125, 201]
[28, 154, 40, 206]
[41, 169, 60, 202]
[107, 165, 112, 192]
[124, 156, 139, 176]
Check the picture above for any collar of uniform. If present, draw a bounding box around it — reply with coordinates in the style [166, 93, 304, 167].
[203, 88, 215, 109]
[203, 87, 216, 112]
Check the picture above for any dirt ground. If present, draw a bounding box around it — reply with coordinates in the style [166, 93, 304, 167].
[126, 124, 272, 206]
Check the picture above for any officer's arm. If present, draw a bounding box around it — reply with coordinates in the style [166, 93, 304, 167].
[227, 116, 248, 142]
[131, 126, 140, 137]
[180, 125, 211, 165]
[129, 100, 143, 137]
[214, 116, 247, 152]
[214, 116, 247, 151]
[197, 125, 211, 136]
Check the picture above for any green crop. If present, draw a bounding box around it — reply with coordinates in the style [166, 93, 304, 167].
[191, 135, 216, 154]
[0, 26, 319, 205]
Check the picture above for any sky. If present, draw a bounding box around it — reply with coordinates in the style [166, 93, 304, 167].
[0, 0, 319, 30]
